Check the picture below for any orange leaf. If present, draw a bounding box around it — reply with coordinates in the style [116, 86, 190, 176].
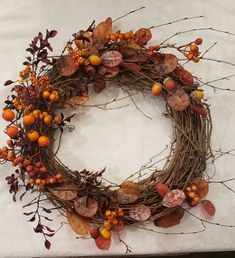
[74, 196, 98, 218]
[193, 179, 209, 198]
[117, 181, 140, 204]
[134, 28, 152, 45]
[92, 17, 112, 42]
[201, 200, 216, 216]
[95, 234, 111, 250]
[154, 207, 184, 228]
[67, 95, 89, 106]
[155, 183, 170, 197]
[67, 210, 90, 235]
[175, 67, 194, 85]
[49, 182, 77, 201]
[120, 61, 141, 71]
[167, 89, 190, 112]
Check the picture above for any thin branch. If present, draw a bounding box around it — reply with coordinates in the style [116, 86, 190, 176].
[112, 6, 146, 23]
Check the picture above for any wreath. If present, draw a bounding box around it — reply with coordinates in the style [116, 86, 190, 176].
[1, 12, 225, 252]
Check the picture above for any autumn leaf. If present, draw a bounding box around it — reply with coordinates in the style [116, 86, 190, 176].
[95, 234, 111, 250]
[117, 181, 140, 204]
[4, 80, 14, 86]
[92, 17, 112, 42]
[120, 61, 141, 72]
[191, 105, 208, 117]
[74, 196, 98, 218]
[134, 28, 152, 45]
[67, 95, 89, 106]
[67, 210, 90, 235]
[154, 54, 178, 75]
[129, 205, 151, 221]
[44, 239, 51, 250]
[154, 183, 170, 197]
[90, 227, 100, 239]
[154, 207, 184, 228]
[124, 55, 148, 63]
[174, 67, 194, 86]
[93, 79, 106, 93]
[201, 200, 216, 216]
[192, 179, 209, 198]
[58, 55, 77, 76]
[49, 182, 77, 201]
[162, 189, 186, 208]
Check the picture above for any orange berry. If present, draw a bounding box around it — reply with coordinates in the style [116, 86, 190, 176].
[193, 56, 200, 63]
[193, 196, 200, 203]
[23, 159, 31, 167]
[49, 177, 56, 184]
[41, 179, 46, 185]
[163, 78, 176, 91]
[38, 136, 50, 147]
[2, 109, 15, 121]
[42, 90, 50, 99]
[2, 146, 8, 152]
[186, 186, 192, 192]
[39, 114, 44, 120]
[27, 130, 40, 142]
[105, 34, 110, 41]
[112, 219, 118, 225]
[191, 184, 198, 192]
[40, 166, 47, 173]
[151, 83, 162, 96]
[114, 32, 120, 39]
[6, 126, 19, 138]
[7, 152, 14, 160]
[54, 116, 60, 124]
[26, 165, 33, 172]
[187, 53, 194, 60]
[42, 111, 48, 117]
[55, 173, 62, 180]
[44, 115, 52, 124]
[35, 178, 41, 185]
[23, 113, 35, 125]
[49, 93, 59, 102]
[28, 178, 34, 184]
[117, 208, 124, 217]
[7, 139, 13, 147]
[110, 35, 116, 41]
[190, 44, 198, 52]
[88, 55, 102, 66]
[32, 109, 40, 119]
[118, 34, 124, 40]
[104, 220, 111, 230]
[188, 192, 195, 199]
[105, 210, 112, 217]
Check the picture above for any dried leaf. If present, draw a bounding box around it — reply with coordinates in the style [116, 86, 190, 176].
[49, 182, 77, 201]
[58, 55, 77, 76]
[90, 227, 100, 239]
[129, 205, 151, 221]
[67, 210, 90, 235]
[201, 200, 216, 216]
[155, 183, 170, 197]
[101, 51, 122, 67]
[162, 189, 185, 208]
[167, 89, 190, 112]
[112, 221, 124, 232]
[93, 79, 106, 93]
[191, 105, 208, 117]
[154, 54, 178, 75]
[134, 28, 152, 45]
[49, 30, 57, 38]
[125, 55, 148, 63]
[95, 234, 111, 250]
[92, 17, 112, 42]
[74, 196, 98, 218]
[44, 239, 51, 250]
[67, 95, 89, 106]
[4, 80, 14, 86]
[175, 67, 194, 86]
[117, 181, 140, 204]
[193, 179, 209, 198]
[154, 207, 184, 228]
[120, 61, 141, 72]
[98, 66, 119, 79]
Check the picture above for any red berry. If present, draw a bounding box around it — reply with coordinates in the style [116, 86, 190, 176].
[26, 165, 33, 172]
[40, 166, 47, 173]
[195, 38, 203, 45]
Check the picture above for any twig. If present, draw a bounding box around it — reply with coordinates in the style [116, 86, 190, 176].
[112, 6, 146, 23]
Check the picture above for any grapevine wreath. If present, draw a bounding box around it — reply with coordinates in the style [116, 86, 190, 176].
[1, 15, 220, 252]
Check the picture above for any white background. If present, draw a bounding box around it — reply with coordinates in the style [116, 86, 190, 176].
[0, 0, 235, 256]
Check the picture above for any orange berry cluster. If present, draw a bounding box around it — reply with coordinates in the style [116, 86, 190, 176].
[105, 31, 134, 42]
[103, 208, 124, 230]
[185, 183, 201, 207]
[66, 43, 89, 67]
[42, 89, 59, 102]
[37, 76, 52, 89]
[19, 66, 31, 79]
[185, 38, 203, 63]
[147, 45, 160, 56]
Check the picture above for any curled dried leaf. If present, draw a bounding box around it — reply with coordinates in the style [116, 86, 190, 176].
[154, 207, 184, 228]
[93, 79, 106, 93]
[129, 205, 151, 221]
[134, 28, 152, 45]
[117, 181, 140, 204]
[98, 66, 119, 79]
[67, 95, 89, 106]
[193, 179, 209, 198]
[191, 105, 208, 117]
[67, 210, 90, 235]
[92, 17, 112, 42]
[49, 182, 77, 201]
[74, 196, 98, 218]
[154, 54, 178, 75]
[175, 67, 194, 85]
[58, 56, 77, 76]
[167, 89, 190, 112]
[120, 61, 141, 72]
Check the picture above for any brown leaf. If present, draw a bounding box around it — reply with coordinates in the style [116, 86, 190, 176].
[112, 221, 124, 232]
[155, 183, 170, 197]
[67, 95, 89, 106]
[95, 234, 111, 250]
[129, 205, 151, 221]
[49, 182, 77, 201]
[67, 210, 90, 235]
[58, 55, 77, 76]
[125, 55, 148, 63]
[191, 105, 208, 117]
[193, 179, 209, 198]
[120, 61, 141, 72]
[154, 54, 178, 75]
[201, 200, 216, 216]
[74, 196, 98, 218]
[134, 28, 152, 45]
[167, 89, 190, 112]
[98, 66, 119, 79]
[174, 67, 194, 86]
[44, 239, 51, 250]
[117, 181, 140, 204]
[90, 227, 100, 239]
[92, 17, 112, 42]
[93, 79, 106, 93]
[154, 207, 184, 228]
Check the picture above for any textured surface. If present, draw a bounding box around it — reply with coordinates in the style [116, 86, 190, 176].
[0, 0, 235, 256]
